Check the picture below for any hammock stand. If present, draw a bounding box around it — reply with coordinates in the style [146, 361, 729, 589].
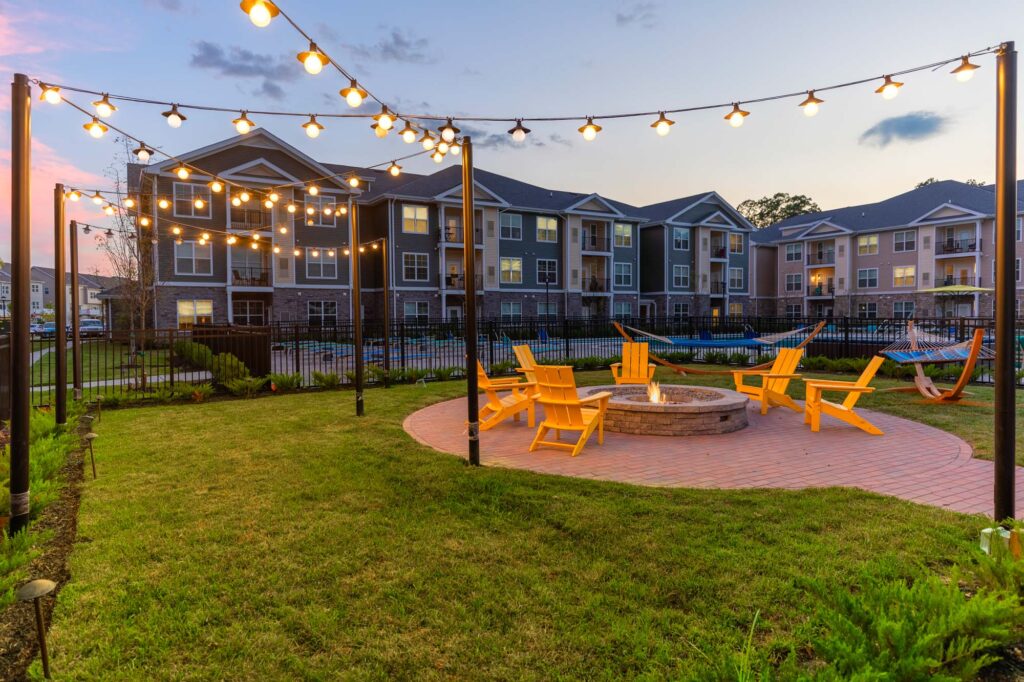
[880, 321, 991, 403]
[613, 320, 825, 376]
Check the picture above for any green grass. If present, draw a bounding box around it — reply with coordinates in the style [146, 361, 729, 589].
[43, 372, 994, 679]
[30, 341, 170, 387]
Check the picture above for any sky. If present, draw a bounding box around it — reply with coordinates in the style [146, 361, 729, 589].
[0, 0, 1022, 274]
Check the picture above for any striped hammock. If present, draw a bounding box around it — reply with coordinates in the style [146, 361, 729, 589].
[881, 329, 994, 365]
[623, 324, 813, 349]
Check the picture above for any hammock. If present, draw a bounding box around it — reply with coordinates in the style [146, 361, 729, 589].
[881, 321, 991, 402]
[623, 324, 816, 349]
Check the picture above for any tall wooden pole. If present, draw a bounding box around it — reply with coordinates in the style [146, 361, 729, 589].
[462, 138, 480, 466]
[70, 220, 82, 398]
[381, 238, 391, 389]
[993, 41, 1017, 522]
[9, 73, 32, 535]
[54, 184, 67, 425]
[350, 201, 364, 416]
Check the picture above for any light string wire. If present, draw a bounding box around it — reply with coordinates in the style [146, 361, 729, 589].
[34, 43, 1002, 128]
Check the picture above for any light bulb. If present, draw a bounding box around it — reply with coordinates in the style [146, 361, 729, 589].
[299, 43, 327, 75]
[724, 103, 749, 128]
[437, 140, 450, 154]
[308, 185, 318, 196]
[273, 246, 281, 254]
[84, 117, 108, 138]
[343, 248, 351, 256]
[269, 192, 279, 202]
[306, 219, 314, 225]
[578, 117, 601, 141]
[372, 123, 388, 138]
[348, 176, 359, 188]
[124, 197, 136, 208]
[324, 207, 333, 216]
[432, 150, 444, 163]
[68, 190, 81, 202]
[399, 121, 417, 143]
[303, 115, 323, 138]
[450, 141, 461, 156]
[232, 196, 242, 207]
[376, 107, 394, 130]
[286, 203, 297, 213]
[651, 112, 674, 136]
[508, 119, 530, 143]
[328, 249, 336, 257]
[171, 226, 182, 235]
[372, 243, 378, 250]
[340, 79, 367, 108]
[252, 233, 260, 242]
[140, 216, 151, 227]
[799, 91, 824, 117]
[440, 118, 459, 143]
[163, 104, 186, 128]
[201, 232, 211, 241]
[209, 180, 224, 193]
[388, 162, 401, 177]
[198, 238, 206, 246]
[133, 144, 152, 162]
[952, 56, 979, 82]
[306, 206, 315, 215]
[103, 204, 115, 216]
[420, 131, 436, 150]
[279, 226, 288, 234]
[243, 0, 277, 27]
[158, 198, 170, 210]
[92, 192, 104, 205]
[194, 198, 205, 210]
[264, 199, 273, 209]
[41, 85, 61, 105]
[93, 94, 117, 118]
[311, 249, 319, 258]
[251, 241, 259, 250]
[233, 111, 254, 134]
[875, 75, 903, 100]
[338, 206, 347, 215]
[227, 235, 238, 245]
[175, 166, 190, 180]
[293, 248, 301, 257]
[240, 191, 250, 202]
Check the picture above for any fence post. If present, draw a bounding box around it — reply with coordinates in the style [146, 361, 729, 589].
[292, 323, 300, 375]
[487, 320, 495, 369]
[563, 315, 570, 359]
[400, 322, 406, 371]
[843, 317, 851, 358]
[168, 330, 175, 389]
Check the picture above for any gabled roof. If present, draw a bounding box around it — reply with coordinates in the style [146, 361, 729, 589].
[631, 191, 753, 230]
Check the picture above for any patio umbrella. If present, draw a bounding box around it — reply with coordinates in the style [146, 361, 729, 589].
[916, 284, 993, 294]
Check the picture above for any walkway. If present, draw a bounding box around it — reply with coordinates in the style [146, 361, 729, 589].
[404, 397, 1024, 516]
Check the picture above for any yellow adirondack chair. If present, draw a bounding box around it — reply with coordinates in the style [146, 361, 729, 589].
[512, 344, 538, 383]
[732, 347, 804, 415]
[477, 361, 535, 432]
[610, 342, 656, 385]
[529, 366, 612, 457]
[803, 355, 886, 435]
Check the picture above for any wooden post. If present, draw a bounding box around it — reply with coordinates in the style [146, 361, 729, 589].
[70, 220, 82, 397]
[350, 201, 364, 416]
[54, 184, 67, 425]
[462, 138, 480, 466]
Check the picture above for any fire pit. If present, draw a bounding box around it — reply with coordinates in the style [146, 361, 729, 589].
[584, 382, 749, 436]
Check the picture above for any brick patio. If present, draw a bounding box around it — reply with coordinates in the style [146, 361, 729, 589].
[404, 396, 1024, 517]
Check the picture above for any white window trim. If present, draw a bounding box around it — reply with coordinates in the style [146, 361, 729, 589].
[500, 213, 523, 241]
[536, 216, 558, 243]
[402, 204, 429, 234]
[672, 264, 690, 288]
[403, 301, 429, 320]
[729, 233, 744, 255]
[304, 194, 336, 228]
[174, 240, 213, 276]
[672, 302, 690, 317]
[402, 252, 430, 282]
[172, 182, 212, 220]
[729, 267, 744, 289]
[307, 300, 339, 324]
[614, 262, 633, 287]
[614, 301, 631, 316]
[500, 301, 522, 317]
[857, 267, 879, 289]
[857, 234, 879, 256]
[305, 248, 338, 280]
[535, 258, 558, 286]
[785, 273, 803, 292]
[499, 257, 523, 284]
[614, 223, 633, 248]
[785, 243, 803, 262]
[672, 227, 690, 251]
[893, 229, 916, 253]
[176, 299, 213, 326]
[893, 265, 916, 288]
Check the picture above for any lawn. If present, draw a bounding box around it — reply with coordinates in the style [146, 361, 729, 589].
[30, 340, 171, 388]
[42, 370, 1001, 679]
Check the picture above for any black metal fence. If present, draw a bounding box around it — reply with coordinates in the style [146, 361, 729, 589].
[5, 315, 1024, 408]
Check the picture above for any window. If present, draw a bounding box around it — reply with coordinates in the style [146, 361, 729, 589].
[857, 268, 878, 288]
[500, 257, 522, 284]
[729, 267, 744, 290]
[729, 233, 744, 254]
[857, 302, 878, 319]
[614, 223, 632, 247]
[893, 265, 916, 287]
[176, 299, 212, 328]
[672, 265, 690, 288]
[894, 230, 916, 252]
[174, 241, 213, 275]
[402, 253, 429, 281]
[500, 301, 522, 322]
[672, 227, 690, 250]
[1017, 258, 1021, 283]
[308, 301, 338, 326]
[403, 301, 429, 323]
[537, 301, 557, 319]
[1017, 217, 1022, 241]
[857, 234, 879, 255]
[500, 213, 522, 240]
[613, 301, 631, 318]
[536, 259, 558, 285]
[672, 302, 689, 319]
[785, 273, 802, 292]
[536, 216, 558, 242]
[613, 262, 632, 287]
[785, 304, 802, 319]
[893, 301, 915, 319]
[785, 243, 803, 262]
[305, 248, 337, 279]
[173, 183, 212, 219]
[232, 300, 265, 326]
[402, 204, 429, 234]
[728, 302, 744, 316]
[304, 194, 336, 227]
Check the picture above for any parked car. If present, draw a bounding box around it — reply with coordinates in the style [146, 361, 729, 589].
[40, 321, 58, 339]
[79, 319, 106, 338]
[30, 322, 45, 334]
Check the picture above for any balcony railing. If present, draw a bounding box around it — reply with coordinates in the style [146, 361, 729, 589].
[936, 238, 980, 255]
[230, 208, 272, 232]
[806, 251, 836, 265]
[938, 275, 980, 287]
[710, 281, 727, 295]
[440, 224, 484, 244]
[231, 266, 271, 287]
[441, 273, 484, 290]
[582, 233, 612, 252]
[710, 243, 727, 259]
[807, 284, 835, 297]
[582, 277, 611, 293]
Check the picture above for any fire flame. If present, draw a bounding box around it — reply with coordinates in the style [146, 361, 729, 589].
[647, 381, 666, 403]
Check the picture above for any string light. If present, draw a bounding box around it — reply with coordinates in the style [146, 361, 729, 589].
[340, 79, 367, 108]
[725, 103, 749, 127]
[876, 75, 903, 99]
[437, 140, 450, 155]
[102, 204, 115, 216]
[297, 42, 328, 75]
[306, 218, 314, 226]
[399, 120, 417, 143]
[240, 0, 278, 27]
[951, 56, 980, 82]
[269, 192, 280, 202]
[508, 120, 530, 142]
[124, 197, 136, 208]
[194, 197, 205, 210]
[227, 235, 238, 245]
[175, 237, 183, 245]
[67, 190, 81, 202]
[374, 106, 394, 131]
[328, 249, 336, 257]
[286, 203, 297, 213]
[273, 246, 281, 254]
[91, 191, 104, 205]
[578, 117, 601, 141]
[371, 122, 388, 138]
[420, 130, 436, 150]
[170, 226, 181, 235]
[175, 165, 191, 180]
[338, 206, 347, 215]
[92, 93, 117, 118]
[82, 226, 91, 235]
[264, 198, 273, 209]
[279, 226, 288, 234]
[799, 91, 824, 117]
[132, 143, 153, 161]
[651, 112, 674, 136]
[250, 241, 259, 250]
[40, 84, 61, 105]
[323, 206, 333, 215]
[440, 118, 460, 143]
[450, 140, 461, 156]
[140, 216, 151, 227]
[311, 249, 320, 258]
[387, 161, 402, 177]
[209, 180, 224, 193]
[431, 150, 444, 163]
[240, 191, 251, 202]
[105, 228, 114, 237]
[233, 111, 255, 134]
[307, 185, 319, 196]
[347, 175, 360, 188]
[232, 196, 242, 207]
[303, 114, 324, 138]
[162, 104, 186, 128]
[201, 232, 211, 241]
[293, 248, 301, 257]
[371, 242, 379, 250]
[343, 248, 351, 256]
[306, 206, 315, 215]
[198, 237, 207, 246]
[83, 117, 108, 138]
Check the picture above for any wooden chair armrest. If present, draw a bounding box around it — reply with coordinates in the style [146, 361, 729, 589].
[757, 372, 802, 379]
[610, 363, 622, 370]
[488, 376, 523, 386]
[801, 378, 856, 386]
[804, 383, 875, 394]
[580, 391, 613, 404]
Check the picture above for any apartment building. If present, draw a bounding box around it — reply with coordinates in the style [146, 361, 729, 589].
[0, 264, 46, 318]
[751, 180, 1024, 319]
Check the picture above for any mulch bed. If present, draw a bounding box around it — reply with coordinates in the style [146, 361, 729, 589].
[0, 413, 89, 681]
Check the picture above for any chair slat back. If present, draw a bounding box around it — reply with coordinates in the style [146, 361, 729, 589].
[842, 355, 885, 410]
[513, 344, 538, 383]
[534, 365, 585, 428]
[476, 361, 505, 410]
[622, 342, 649, 378]
[764, 347, 803, 394]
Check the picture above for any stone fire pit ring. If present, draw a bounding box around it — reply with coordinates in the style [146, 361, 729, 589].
[583, 384, 749, 436]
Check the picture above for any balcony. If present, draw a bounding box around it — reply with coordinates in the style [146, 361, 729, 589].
[807, 284, 835, 297]
[231, 266, 271, 287]
[581, 232, 612, 253]
[710, 242, 727, 259]
[710, 280, 726, 295]
[582, 277, 611, 294]
[936, 238, 980, 256]
[938, 275, 980, 287]
[231, 208, 272, 232]
[441, 273, 484, 291]
[806, 251, 836, 266]
[440, 224, 484, 245]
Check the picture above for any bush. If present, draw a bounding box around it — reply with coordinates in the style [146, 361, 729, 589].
[312, 371, 342, 389]
[172, 340, 214, 370]
[809, 571, 1021, 680]
[662, 351, 696, 365]
[210, 353, 250, 385]
[185, 383, 214, 402]
[703, 351, 729, 365]
[728, 352, 750, 366]
[432, 366, 458, 381]
[801, 355, 832, 372]
[404, 368, 429, 384]
[223, 376, 267, 398]
[151, 386, 177, 404]
[268, 372, 303, 393]
[488, 361, 516, 375]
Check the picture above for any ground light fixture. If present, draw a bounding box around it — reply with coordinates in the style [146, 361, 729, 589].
[725, 103, 749, 127]
[578, 117, 601, 141]
[297, 42, 328, 75]
[17, 580, 55, 679]
[303, 115, 324, 138]
[162, 104, 186, 128]
[240, 0, 278, 27]
[952, 55, 980, 82]
[340, 79, 367, 108]
[92, 93, 117, 118]
[799, 91, 825, 117]
[233, 111, 255, 134]
[876, 75, 903, 99]
[651, 112, 675, 136]
[508, 119, 530, 142]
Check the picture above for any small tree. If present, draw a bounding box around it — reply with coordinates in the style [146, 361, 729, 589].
[737, 192, 821, 228]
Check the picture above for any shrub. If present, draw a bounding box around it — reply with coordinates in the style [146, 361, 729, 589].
[404, 368, 429, 384]
[573, 356, 602, 371]
[268, 372, 303, 393]
[172, 340, 214, 370]
[312, 371, 342, 389]
[801, 355, 832, 372]
[210, 353, 250, 385]
[703, 351, 729, 365]
[662, 351, 696, 365]
[809, 571, 1021, 680]
[151, 386, 177, 404]
[537, 356, 571, 366]
[187, 382, 215, 403]
[432, 366, 457, 381]
[224, 376, 267, 398]
[488, 361, 516, 375]
[728, 352, 749, 366]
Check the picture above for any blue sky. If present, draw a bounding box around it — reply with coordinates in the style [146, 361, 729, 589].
[0, 0, 1021, 272]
